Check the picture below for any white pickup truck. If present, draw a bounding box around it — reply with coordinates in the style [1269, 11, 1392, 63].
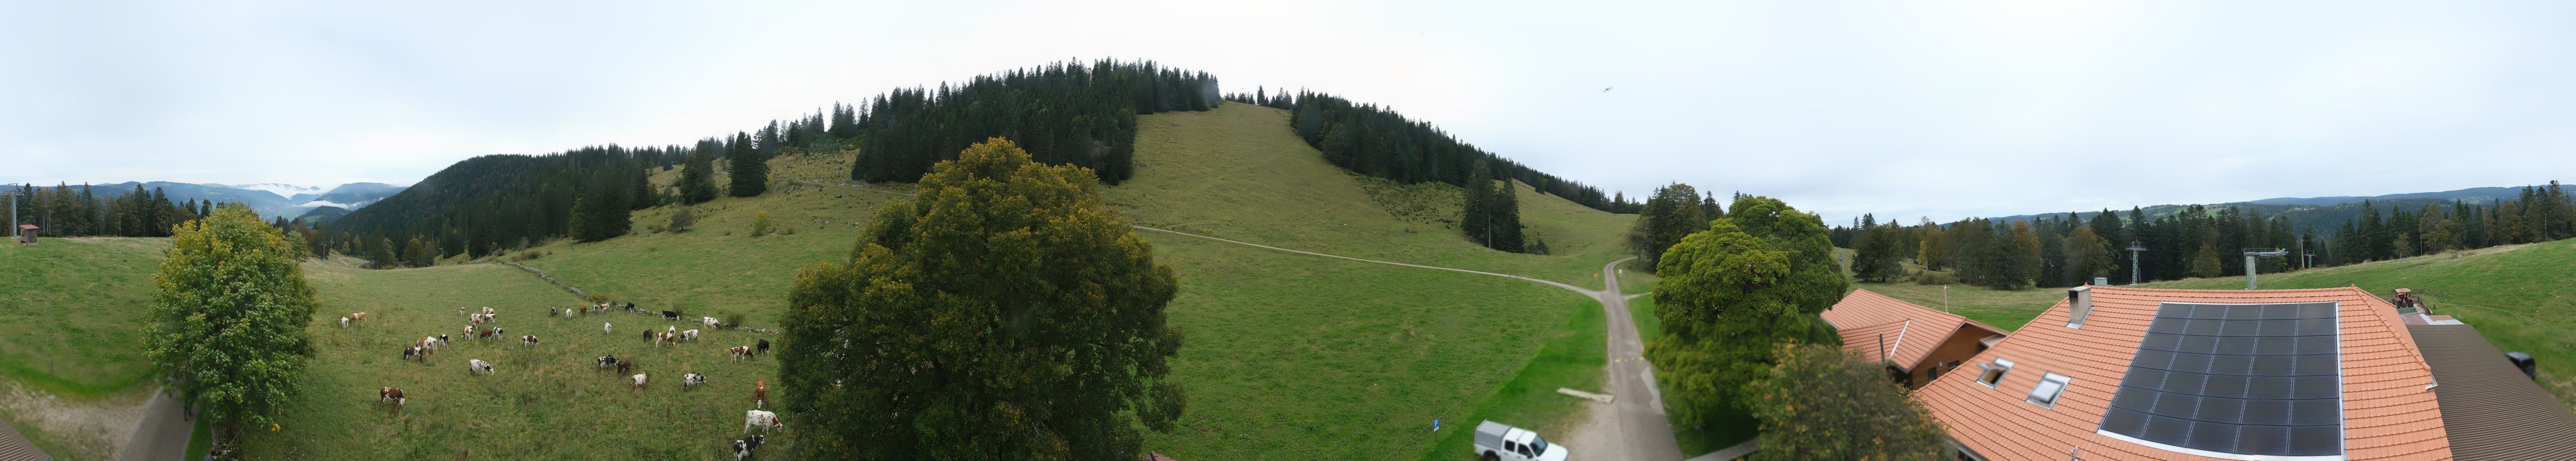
[1474, 420, 1570, 461]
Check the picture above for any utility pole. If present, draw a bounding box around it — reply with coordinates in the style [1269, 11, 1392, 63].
[4, 187, 18, 244]
[2127, 240, 2147, 285]
[2242, 248, 2289, 289]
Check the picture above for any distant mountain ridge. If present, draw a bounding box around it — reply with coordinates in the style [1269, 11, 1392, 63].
[2241, 186, 2523, 207]
[1979, 184, 2556, 233]
[16, 181, 408, 220]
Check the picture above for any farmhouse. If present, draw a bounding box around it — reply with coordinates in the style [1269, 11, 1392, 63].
[1920, 285, 2576, 461]
[1822, 289, 2009, 389]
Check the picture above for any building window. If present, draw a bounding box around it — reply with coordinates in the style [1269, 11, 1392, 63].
[2025, 372, 2071, 408]
[1977, 358, 2014, 388]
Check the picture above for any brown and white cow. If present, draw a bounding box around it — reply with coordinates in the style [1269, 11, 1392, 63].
[630, 373, 649, 390]
[379, 387, 404, 405]
[754, 380, 768, 408]
[743, 410, 781, 433]
[729, 346, 753, 361]
[520, 335, 539, 347]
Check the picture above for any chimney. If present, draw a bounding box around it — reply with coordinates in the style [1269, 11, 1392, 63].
[2064, 285, 2095, 329]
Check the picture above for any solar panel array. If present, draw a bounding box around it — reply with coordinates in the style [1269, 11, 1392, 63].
[2098, 302, 2342, 457]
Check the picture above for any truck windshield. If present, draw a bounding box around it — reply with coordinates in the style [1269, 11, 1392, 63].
[1528, 436, 1550, 453]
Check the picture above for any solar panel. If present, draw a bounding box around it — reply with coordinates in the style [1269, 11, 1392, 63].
[2097, 302, 2342, 458]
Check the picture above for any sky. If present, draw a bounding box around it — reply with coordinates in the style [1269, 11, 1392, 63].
[8, 1, 2576, 224]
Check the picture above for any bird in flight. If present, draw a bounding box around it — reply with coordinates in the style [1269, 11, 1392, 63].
[1602, 87, 1613, 92]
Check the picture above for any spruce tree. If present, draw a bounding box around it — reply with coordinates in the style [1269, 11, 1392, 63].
[680, 151, 718, 204]
[1461, 161, 1495, 247]
[1491, 178, 1525, 253]
[730, 131, 768, 197]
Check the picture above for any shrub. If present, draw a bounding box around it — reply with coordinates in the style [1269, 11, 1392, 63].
[669, 207, 695, 232]
[752, 210, 773, 237]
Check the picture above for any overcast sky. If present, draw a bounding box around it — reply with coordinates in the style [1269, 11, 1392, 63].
[8, 1, 2575, 223]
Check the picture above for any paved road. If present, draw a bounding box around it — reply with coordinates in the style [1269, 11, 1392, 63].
[1596, 258, 1687, 461]
[118, 389, 187, 461]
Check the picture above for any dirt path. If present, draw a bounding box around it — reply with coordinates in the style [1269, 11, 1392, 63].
[0, 380, 156, 461]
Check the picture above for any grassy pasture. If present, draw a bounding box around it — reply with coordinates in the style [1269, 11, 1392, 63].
[0, 237, 166, 394]
[236, 101, 1639, 460]
[238, 262, 787, 460]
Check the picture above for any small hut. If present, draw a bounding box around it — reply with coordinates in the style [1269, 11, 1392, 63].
[12, 225, 32, 245]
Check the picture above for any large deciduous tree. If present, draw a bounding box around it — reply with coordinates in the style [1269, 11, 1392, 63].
[144, 204, 319, 443]
[1645, 196, 1848, 430]
[1750, 344, 1948, 461]
[780, 138, 1185, 461]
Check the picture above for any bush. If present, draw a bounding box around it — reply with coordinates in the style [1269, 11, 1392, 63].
[751, 210, 772, 237]
[1913, 270, 1958, 286]
[669, 207, 695, 233]
[724, 313, 746, 329]
[1750, 344, 1947, 460]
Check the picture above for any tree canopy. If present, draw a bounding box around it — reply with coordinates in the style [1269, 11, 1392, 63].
[1645, 196, 1848, 428]
[779, 138, 1185, 461]
[144, 203, 319, 439]
[1750, 344, 1948, 461]
[1629, 183, 1713, 271]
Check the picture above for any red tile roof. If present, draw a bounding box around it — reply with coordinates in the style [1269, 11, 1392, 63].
[1824, 289, 2005, 371]
[1918, 286, 2451, 461]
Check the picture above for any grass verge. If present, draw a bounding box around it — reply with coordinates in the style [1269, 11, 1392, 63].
[1416, 297, 1604, 461]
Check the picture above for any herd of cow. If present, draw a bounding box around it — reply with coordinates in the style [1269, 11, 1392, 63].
[353, 302, 781, 460]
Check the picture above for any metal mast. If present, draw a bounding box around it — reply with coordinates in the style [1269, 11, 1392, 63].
[2127, 240, 2147, 285]
[2242, 248, 2290, 289]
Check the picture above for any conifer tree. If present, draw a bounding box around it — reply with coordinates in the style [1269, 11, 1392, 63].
[680, 150, 719, 204]
[1628, 183, 1708, 270]
[730, 131, 769, 197]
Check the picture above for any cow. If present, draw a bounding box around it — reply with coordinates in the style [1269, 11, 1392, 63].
[603, 322, 613, 335]
[729, 346, 753, 361]
[549, 307, 561, 317]
[468, 359, 493, 375]
[481, 307, 495, 315]
[521, 335, 539, 347]
[350, 312, 367, 322]
[754, 380, 768, 408]
[623, 302, 635, 312]
[402, 347, 422, 361]
[661, 310, 681, 321]
[743, 409, 782, 433]
[630, 373, 649, 390]
[733, 434, 765, 461]
[596, 355, 617, 370]
[642, 329, 654, 342]
[680, 329, 700, 342]
[379, 387, 405, 405]
[492, 327, 505, 339]
[616, 358, 633, 375]
[755, 339, 770, 355]
[684, 372, 707, 390]
[422, 336, 440, 350]
[339, 316, 350, 328]
[437, 334, 450, 346]
[703, 316, 722, 329]
[463, 325, 476, 339]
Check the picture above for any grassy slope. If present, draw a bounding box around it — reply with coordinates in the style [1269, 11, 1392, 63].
[243, 102, 1638, 460]
[240, 261, 787, 460]
[0, 237, 165, 393]
[0, 237, 171, 460]
[1110, 104, 1635, 289]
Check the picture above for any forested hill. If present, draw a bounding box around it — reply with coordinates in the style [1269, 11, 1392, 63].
[322, 59, 1632, 269]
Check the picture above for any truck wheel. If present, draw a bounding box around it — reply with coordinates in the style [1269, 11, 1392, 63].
[1481, 452, 1499, 461]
